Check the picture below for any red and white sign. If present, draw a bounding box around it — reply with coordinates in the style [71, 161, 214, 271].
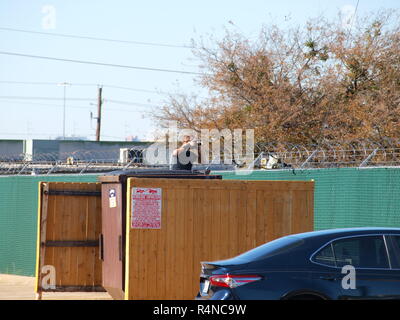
[131, 187, 162, 229]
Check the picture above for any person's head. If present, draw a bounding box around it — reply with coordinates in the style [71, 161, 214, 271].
[182, 135, 192, 143]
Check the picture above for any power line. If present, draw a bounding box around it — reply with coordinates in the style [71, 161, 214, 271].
[0, 80, 169, 95]
[0, 132, 63, 136]
[349, 0, 360, 31]
[0, 26, 194, 49]
[102, 84, 168, 95]
[104, 99, 160, 108]
[0, 51, 203, 75]
[346, 0, 360, 41]
[0, 80, 61, 86]
[0, 99, 92, 109]
[0, 99, 147, 113]
[0, 80, 99, 87]
[0, 80, 209, 99]
[0, 96, 95, 101]
[102, 107, 148, 113]
[0, 96, 160, 107]
[353, 0, 360, 23]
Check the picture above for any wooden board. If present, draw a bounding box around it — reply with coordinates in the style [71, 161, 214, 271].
[35, 182, 103, 297]
[100, 183, 125, 300]
[124, 178, 314, 300]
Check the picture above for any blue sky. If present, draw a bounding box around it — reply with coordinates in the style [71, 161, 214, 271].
[0, 0, 398, 141]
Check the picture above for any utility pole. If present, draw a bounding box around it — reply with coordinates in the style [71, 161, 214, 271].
[63, 85, 66, 139]
[57, 82, 70, 140]
[96, 86, 102, 141]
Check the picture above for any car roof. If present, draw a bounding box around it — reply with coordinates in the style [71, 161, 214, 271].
[291, 227, 400, 240]
[208, 228, 400, 267]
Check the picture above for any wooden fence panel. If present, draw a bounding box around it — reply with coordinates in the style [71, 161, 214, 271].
[35, 182, 103, 297]
[125, 178, 314, 300]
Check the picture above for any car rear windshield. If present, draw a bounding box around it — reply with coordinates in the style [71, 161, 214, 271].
[235, 236, 304, 262]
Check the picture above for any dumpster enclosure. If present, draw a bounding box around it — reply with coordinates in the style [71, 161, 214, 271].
[98, 170, 221, 299]
[35, 171, 314, 300]
[124, 178, 314, 300]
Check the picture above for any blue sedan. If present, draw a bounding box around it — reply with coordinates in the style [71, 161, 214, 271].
[197, 228, 400, 300]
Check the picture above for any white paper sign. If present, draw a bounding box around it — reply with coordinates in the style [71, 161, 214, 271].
[109, 189, 117, 208]
[131, 187, 162, 229]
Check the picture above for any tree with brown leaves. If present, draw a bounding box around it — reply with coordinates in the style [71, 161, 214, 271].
[153, 10, 400, 147]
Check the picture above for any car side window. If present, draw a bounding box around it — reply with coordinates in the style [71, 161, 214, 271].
[392, 236, 400, 251]
[389, 236, 400, 268]
[312, 244, 336, 267]
[332, 236, 389, 269]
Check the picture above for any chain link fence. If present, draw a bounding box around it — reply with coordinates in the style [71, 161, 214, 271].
[254, 139, 400, 169]
[1, 139, 400, 175]
[0, 146, 149, 175]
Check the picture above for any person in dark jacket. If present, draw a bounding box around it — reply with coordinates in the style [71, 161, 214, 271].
[171, 135, 197, 170]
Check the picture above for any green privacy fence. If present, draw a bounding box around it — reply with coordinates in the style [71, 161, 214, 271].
[1, 168, 400, 276]
[0, 174, 99, 276]
[219, 167, 400, 230]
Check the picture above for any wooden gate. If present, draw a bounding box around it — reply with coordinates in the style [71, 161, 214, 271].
[35, 182, 103, 299]
[100, 183, 125, 300]
[124, 178, 314, 300]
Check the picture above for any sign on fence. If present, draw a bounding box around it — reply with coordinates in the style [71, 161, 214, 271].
[131, 187, 162, 229]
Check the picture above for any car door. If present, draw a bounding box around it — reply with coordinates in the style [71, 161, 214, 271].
[383, 235, 400, 298]
[310, 242, 346, 299]
[387, 235, 400, 269]
[331, 235, 400, 300]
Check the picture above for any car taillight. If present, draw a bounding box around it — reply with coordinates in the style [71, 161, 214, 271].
[209, 274, 262, 288]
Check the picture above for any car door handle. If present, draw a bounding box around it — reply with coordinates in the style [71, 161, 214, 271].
[319, 276, 338, 281]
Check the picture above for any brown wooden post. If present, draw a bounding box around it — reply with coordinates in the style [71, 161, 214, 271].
[36, 183, 49, 300]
